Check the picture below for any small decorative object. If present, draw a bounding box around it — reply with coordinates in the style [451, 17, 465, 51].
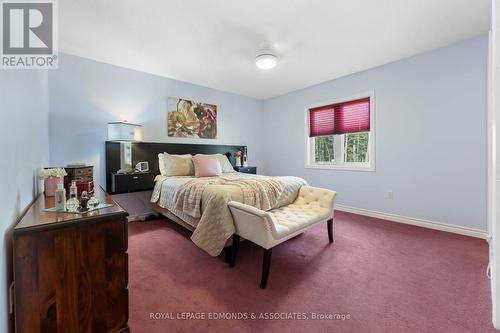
[69, 180, 77, 198]
[87, 196, 99, 210]
[242, 147, 248, 167]
[79, 191, 90, 212]
[135, 161, 149, 172]
[66, 196, 79, 212]
[66, 180, 79, 212]
[234, 151, 242, 167]
[55, 183, 66, 212]
[168, 97, 217, 139]
[39, 168, 67, 197]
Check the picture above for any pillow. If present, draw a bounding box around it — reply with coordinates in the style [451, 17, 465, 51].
[158, 152, 192, 173]
[161, 153, 194, 176]
[217, 154, 236, 173]
[192, 155, 222, 177]
[195, 153, 235, 173]
[158, 153, 167, 175]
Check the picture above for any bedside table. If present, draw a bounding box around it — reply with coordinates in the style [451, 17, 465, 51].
[234, 166, 257, 174]
[110, 172, 154, 193]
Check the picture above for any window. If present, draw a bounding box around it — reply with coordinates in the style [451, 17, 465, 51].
[305, 93, 375, 171]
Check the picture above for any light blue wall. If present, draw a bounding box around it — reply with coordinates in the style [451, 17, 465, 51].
[0, 70, 49, 333]
[262, 35, 488, 230]
[48, 53, 264, 187]
[48, 36, 488, 230]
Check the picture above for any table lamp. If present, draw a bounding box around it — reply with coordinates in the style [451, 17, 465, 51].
[107, 121, 143, 174]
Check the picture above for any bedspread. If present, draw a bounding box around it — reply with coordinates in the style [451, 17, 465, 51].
[151, 173, 307, 256]
[173, 176, 287, 218]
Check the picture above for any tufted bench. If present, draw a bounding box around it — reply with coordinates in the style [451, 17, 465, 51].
[228, 186, 336, 288]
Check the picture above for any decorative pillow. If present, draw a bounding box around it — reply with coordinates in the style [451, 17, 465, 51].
[195, 153, 235, 173]
[162, 153, 194, 176]
[192, 155, 222, 177]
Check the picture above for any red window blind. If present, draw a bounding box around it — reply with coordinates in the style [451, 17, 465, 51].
[309, 98, 370, 137]
[309, 105, 336, 137]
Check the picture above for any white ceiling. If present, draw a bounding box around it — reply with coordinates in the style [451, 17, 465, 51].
[60, 0, 491, 99]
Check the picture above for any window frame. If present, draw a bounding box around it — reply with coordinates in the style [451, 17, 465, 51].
[304, 91, 376, 171]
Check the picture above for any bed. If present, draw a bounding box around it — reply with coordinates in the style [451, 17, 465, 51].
[105, 141, 307, 256]
[150, 172, 306, 256]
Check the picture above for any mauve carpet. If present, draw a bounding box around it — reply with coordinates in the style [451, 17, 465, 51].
[128, 212, 494, 333]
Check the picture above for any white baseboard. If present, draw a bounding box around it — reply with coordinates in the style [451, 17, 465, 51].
[335, 204, 488, 239]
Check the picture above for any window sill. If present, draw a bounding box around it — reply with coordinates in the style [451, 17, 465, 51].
[305, 164, 375, 172]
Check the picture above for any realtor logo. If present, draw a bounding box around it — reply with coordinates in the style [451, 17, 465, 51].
[1, 0, 57, 69]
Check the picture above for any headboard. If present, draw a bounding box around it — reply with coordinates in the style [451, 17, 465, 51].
[105, 141, 246, 193]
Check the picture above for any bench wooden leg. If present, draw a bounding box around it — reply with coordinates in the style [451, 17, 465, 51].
[260, 248, 272, 289]
[327, 218, 334, 243]
[230, 234, 240, 267]
[224, 247, 232, 264]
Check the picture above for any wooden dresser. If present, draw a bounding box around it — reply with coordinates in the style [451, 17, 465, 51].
[13, 186, 129, 333]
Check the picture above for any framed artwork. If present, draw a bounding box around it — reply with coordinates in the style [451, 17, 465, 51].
[167, 97, 217, 139]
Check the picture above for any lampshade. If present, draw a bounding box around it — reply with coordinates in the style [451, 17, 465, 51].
[107, 122, 143, 142]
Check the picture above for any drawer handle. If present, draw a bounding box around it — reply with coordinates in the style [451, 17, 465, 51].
[133, 176, 138, 179]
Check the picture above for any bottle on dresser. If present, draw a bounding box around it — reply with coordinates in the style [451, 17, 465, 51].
[55, 183, 66, 212]
[66, 180, 80, 212]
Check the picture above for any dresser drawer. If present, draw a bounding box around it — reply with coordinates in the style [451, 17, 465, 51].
[65, 166, 94, 182]
[111, 172, 153, 193]
[234, 166, 257, 174]
[75, 167, 93, 177]
[74, 175, 93, 182]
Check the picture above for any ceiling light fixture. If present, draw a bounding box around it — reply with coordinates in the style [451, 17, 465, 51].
[255, 49, 278, 70]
